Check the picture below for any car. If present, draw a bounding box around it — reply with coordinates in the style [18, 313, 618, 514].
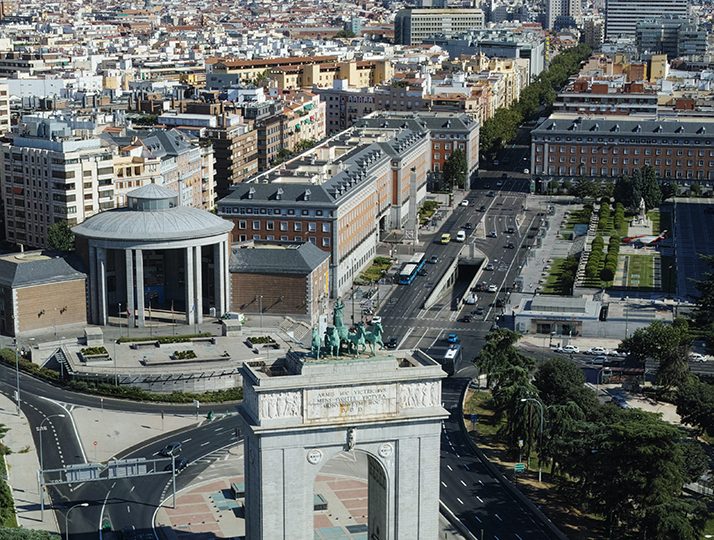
[501, 172, 507, 179]
[523, 168, 530, 174]
[164, 457, 189, 472]
[487, 284, 498, 293]
[487, 191, 496, 197]
[464, 222, 473, 230]
[460, 315, 473, 323]
[370, 316, 382, 325]
[505, 227, 516, 234]
[588, 355, 607, 366]
[159, 442, 182, 457]
[479, 205, 487, 212]
[493, 159, 500, 166]
[474, 307, 485, 316]
[485, 263, 495, 271]
[460, 199, 469, 207]
[495, 298, 505, 308]
[418, 268, 428, 276]
[563, 345, 580, 354]
[464, 293, 478, 304]
[586, 346, 607, 356]
[385, 336, 398, 349]
[505, 242, 515, 249]
[496, 181, 503, 187]
[428, 255, 439, 264]
[487, 230, 497, 238]
[689, 352, 706, 362]
[446, 333, 459, 344]
[455, 230, 467, 242]
[440, 233, 451, 244]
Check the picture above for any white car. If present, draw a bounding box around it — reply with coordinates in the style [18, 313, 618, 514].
[561, 345, 580, 354]
[460, 199, 469, 207]
[586, 346, 607, 355]
[464, 293, 478, 305]
[487, 284, 498, 293]
[588, 355, 607, 366]
[689, 352, 706, 362]
[370, 316, 382, 325]
[523, 168, 530, 174]
[455, 230, 467, 242]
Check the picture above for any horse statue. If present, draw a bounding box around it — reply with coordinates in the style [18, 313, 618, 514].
[347, 323, 367, 355]
[324, 326, 340, 357]
[333, 298, 350, 348]
[310, 326, 321, 359]
[363, 321, 385, 356]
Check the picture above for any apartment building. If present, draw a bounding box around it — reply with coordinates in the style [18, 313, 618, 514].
[531, 113, 714, 183]
[0, 83, 9, 136]
[1, 116, 115, 248]
[605, 0, 689, 39]
[394, 8, 485, 46]
[555, 79, 659, 116]
[202, 116, 258, 197]
[209, 56, 392, 90]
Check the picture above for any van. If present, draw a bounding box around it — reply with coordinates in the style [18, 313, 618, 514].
[455, 230, 466, 242]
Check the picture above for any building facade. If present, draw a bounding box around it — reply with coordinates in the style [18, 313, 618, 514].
[394, 8, 485, 45]
[605, 0, 689, 39]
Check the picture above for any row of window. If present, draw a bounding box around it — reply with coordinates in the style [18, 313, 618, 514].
[536, 135, 713, 145]
[543, 155, 714, 167]
[222, 206, 333, 217]
[237, 220, 331, 233]
[538, 166, 714, 179]
[539, 145, 714, 157]
[237, 234, 330, 246]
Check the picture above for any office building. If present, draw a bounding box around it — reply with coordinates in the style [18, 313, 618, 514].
[605, 0, 689, 39]
[582, 17, 605, 49]
[545, 0, 581, 30]
[394, 8, 485, 46]
[635, 16, 707, 58]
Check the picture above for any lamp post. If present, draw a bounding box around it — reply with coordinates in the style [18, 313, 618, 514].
[258, 295, 263, 328]
[624, 296, 629, 338]
[64, 502, 89, 540]
[37, 414, 65, 471]
[13, 339, 20, 415]
[520, 397, 545, 483]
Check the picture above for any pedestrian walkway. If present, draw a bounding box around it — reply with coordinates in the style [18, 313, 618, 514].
[0, 393, 59, 532]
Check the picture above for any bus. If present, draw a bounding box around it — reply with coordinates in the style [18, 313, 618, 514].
[442, 344, 461, 375]
[398, 252, 426, 285]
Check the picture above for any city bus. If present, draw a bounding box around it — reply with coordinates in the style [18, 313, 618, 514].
[398, 252, 426, 285]
[442, 344, 461, 375]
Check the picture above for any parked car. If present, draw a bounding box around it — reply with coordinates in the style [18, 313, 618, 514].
[160, 442, 182, 457]
[494, 298, 505, 308]
[447, 333, 460, 344]
[479, 205, 487, 212]
[487, 191, 496, 197]
[460, 199, 469, 207]
[689, 352, 706, 362]
[586, 346, 608, 356]
[555, 345, 580, 354]
[474, 307, 485, 316]
[460, 315, 473, 323]
[588, 355, 607, 366]
[464, 293, 478, 304]
[505, 227, 516, 234]
[418, 268, 428, 276]
[505, 242, 515, 249]
[523, 168, 530, 174]
[487, 284, 498, 293]
[501, 172, 508, 179]
[385, 336, 398, 349]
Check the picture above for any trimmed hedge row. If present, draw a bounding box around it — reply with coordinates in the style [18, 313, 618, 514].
[601, 235, 621, 282]
[0, 348, 242, 404]
[585, 235, 605, 280]
[613, 203, 625, 234]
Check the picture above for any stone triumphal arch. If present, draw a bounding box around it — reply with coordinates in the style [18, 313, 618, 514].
[238, 349, 448, 539]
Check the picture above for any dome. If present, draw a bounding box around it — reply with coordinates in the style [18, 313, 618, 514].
[73, 204, 233, 242]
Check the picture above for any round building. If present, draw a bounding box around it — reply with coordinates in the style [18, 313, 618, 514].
[73, 184, 233, 327]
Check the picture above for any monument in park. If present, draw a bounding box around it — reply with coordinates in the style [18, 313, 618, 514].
[238, 302, 448, 540]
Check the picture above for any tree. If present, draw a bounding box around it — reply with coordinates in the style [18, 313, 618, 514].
[442, 148, 468, 190]
[572, 177, 599, 200]
[690, 182, 702, 196]
[638, 165, 662, 210]
[661, 182, 676, 201]
[676, 377, 714, 436]
[619, 319, 691, 391]
[47, 221, 75, 252]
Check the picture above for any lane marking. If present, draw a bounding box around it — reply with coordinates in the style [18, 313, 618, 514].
[441, 481, 447, 488]
[457, 497, 464, 505]
[446, 465, 453, 471]
[201, 441, 211, 447]
[181, 438, 192, 443]
[476, 496, 483, 503]
[495, 513, 502, 521]
[473, 514, 482, 523]
[460, 480, 467, 487]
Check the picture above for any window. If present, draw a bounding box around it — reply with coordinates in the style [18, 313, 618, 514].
[280, 222, 288, 231]
[301, 210, 309, 216]
[308, 222, 317, 232]
[253, 235, 260, 240]
[281, 236, 288, 241]
[294, 223, 302, 232]
[266, 221, 274, 231]
[322, 238, 330, 247]
[252, 221, 260, 230]
[322, 222, 330, 232]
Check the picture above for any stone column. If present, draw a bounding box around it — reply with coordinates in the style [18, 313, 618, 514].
[185, 246, 194, 325]
[88, 244, 98, 324]
[213, 241, 224, 316]
[194, 245, 203, 324]
[223, 239, 231, 313]
[97, 247, 108, 326]
[136, 249, 145, 327]
[125, 249, 135, 328]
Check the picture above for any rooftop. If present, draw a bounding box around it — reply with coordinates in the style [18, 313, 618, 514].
[230, 241, 329, 275]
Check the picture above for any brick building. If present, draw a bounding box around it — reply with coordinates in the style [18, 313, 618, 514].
[0, 251, 87, 337]
[229, 241, 329, 325]
[531, 113, 714, 184]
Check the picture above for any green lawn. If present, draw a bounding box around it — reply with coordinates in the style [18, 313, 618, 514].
[541, 258, 578, 295]
[464, 390, 502, 438]
[624, 255, 654, 288]
[646, 209, 660, 234]
[357, 256, 392, 284]
[560, 207, 592, 239]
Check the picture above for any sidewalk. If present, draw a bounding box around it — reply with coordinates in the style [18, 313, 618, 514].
[0, 393, 59, 532]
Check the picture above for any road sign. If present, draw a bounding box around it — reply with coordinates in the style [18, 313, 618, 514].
[514, 463, 526, 473]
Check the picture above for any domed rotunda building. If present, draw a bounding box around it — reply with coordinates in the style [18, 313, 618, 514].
[73, 184, 233, 327]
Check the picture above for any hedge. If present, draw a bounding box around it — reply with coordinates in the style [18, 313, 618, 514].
[0, 348, 241, 404]
[585, 235, 605, 279]
[601, 235, 621, 282]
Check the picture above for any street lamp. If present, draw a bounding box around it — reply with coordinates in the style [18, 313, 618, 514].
[37, 414, 65, 471]
[624, 296, 629, 338]
[12, 339, 20, 415]
[520, 397, 545, 483]
[64, 502, 89, 540]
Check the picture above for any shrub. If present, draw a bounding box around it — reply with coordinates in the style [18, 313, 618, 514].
[248, 336, 276, 345]
[172, 350, 197, 360]
[80, 346, 108, 356]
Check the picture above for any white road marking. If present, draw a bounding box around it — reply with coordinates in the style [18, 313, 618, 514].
[464, 465, 470, 471]
[460, 480, 467, 487]
[181, 438, 192, 443]
[441, 481, 448, 488]
[515, 535, 523, 540]
[127, 505, 131, 513]
[447, 465, 453, 471]
[201, 441, 211, 446]
[474, 515, 482, 523]
[479, 479, 484, 485]
[476, 496, 483, 503]
[457, 497, 464, 505]
[495, 513, 502, 521]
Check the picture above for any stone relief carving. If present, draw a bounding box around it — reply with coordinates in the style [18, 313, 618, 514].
[260, 391, 302, 419]
[399, 382, 440, 409]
